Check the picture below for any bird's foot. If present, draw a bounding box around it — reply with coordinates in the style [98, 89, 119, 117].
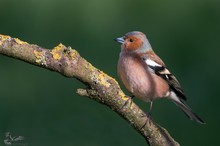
[121, 95, 134, 110]
[140, 112, 152, 129]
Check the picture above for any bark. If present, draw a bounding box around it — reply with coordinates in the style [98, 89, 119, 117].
[0, 34, 180, 146]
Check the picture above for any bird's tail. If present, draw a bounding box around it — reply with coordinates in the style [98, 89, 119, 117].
[169, 92, 205, 124]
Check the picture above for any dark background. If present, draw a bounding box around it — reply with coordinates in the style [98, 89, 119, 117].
[0, 0, 219, 145]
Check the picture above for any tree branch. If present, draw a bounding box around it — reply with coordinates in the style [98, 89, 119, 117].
[0, 34, 180, 146]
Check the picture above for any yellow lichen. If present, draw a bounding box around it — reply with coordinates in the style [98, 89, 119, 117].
[91, 70, 111, 88]
[34, 50, 46, 65]
[14, 38, 28, 45]
[111, 77, 119, 86]
[90, 69, 121, 88]
[0, 34, 11, 45]
[63, 47, 78, 60]
[100, 70, 120, 86]
[52, 52, 61, 60]
[86, 62, 95, 70]
[118, 91, 127, 101]
[51, 43, 65, 60]
[0, 34, 28, 46]
[69, 49, 77, 59]
[97, 72, 111, 87]
[34, 50, 43, 58]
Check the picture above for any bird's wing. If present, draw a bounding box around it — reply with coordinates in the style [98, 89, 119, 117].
[139, 51, 205, 124]
[141, 52, 186, 101]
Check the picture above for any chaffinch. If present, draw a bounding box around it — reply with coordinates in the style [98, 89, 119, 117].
[114, 31, 205, 124]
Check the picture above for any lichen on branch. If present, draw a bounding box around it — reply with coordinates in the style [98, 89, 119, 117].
[0, 34, 179, 146]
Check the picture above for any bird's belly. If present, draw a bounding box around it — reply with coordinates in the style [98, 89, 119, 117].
[118, 57, 153, 102]
[118, 55, 169, 102]
[125, 69, 154, 102]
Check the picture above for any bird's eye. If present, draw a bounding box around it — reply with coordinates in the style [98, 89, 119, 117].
[129, 39, 134, 42]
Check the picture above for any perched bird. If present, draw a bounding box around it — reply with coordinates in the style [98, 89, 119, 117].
[114, 31, 205, 124]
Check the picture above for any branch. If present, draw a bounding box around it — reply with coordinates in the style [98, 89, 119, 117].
[0, 34, 180, 146]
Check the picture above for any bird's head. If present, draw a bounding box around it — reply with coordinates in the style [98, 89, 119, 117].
[114, 31, 152, 53]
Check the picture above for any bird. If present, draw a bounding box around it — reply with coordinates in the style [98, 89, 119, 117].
[114, 31, 205, 124]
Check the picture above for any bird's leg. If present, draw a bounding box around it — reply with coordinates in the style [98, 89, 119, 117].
[146, 101, 153, 118]
[141, 101, 153, 129]
[121, 95, 134, 110]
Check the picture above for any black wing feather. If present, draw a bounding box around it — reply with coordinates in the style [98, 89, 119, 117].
[148, 65, 186, 101]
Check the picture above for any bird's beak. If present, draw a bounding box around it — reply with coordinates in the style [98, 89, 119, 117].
[114, 37, 124, 44]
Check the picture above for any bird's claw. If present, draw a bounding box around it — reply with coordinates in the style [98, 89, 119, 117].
[140, 112, 152, 129]
[121, 95, 134, 110]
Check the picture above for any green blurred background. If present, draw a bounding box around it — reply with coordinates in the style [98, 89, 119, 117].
[0, 0, 219, 145]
